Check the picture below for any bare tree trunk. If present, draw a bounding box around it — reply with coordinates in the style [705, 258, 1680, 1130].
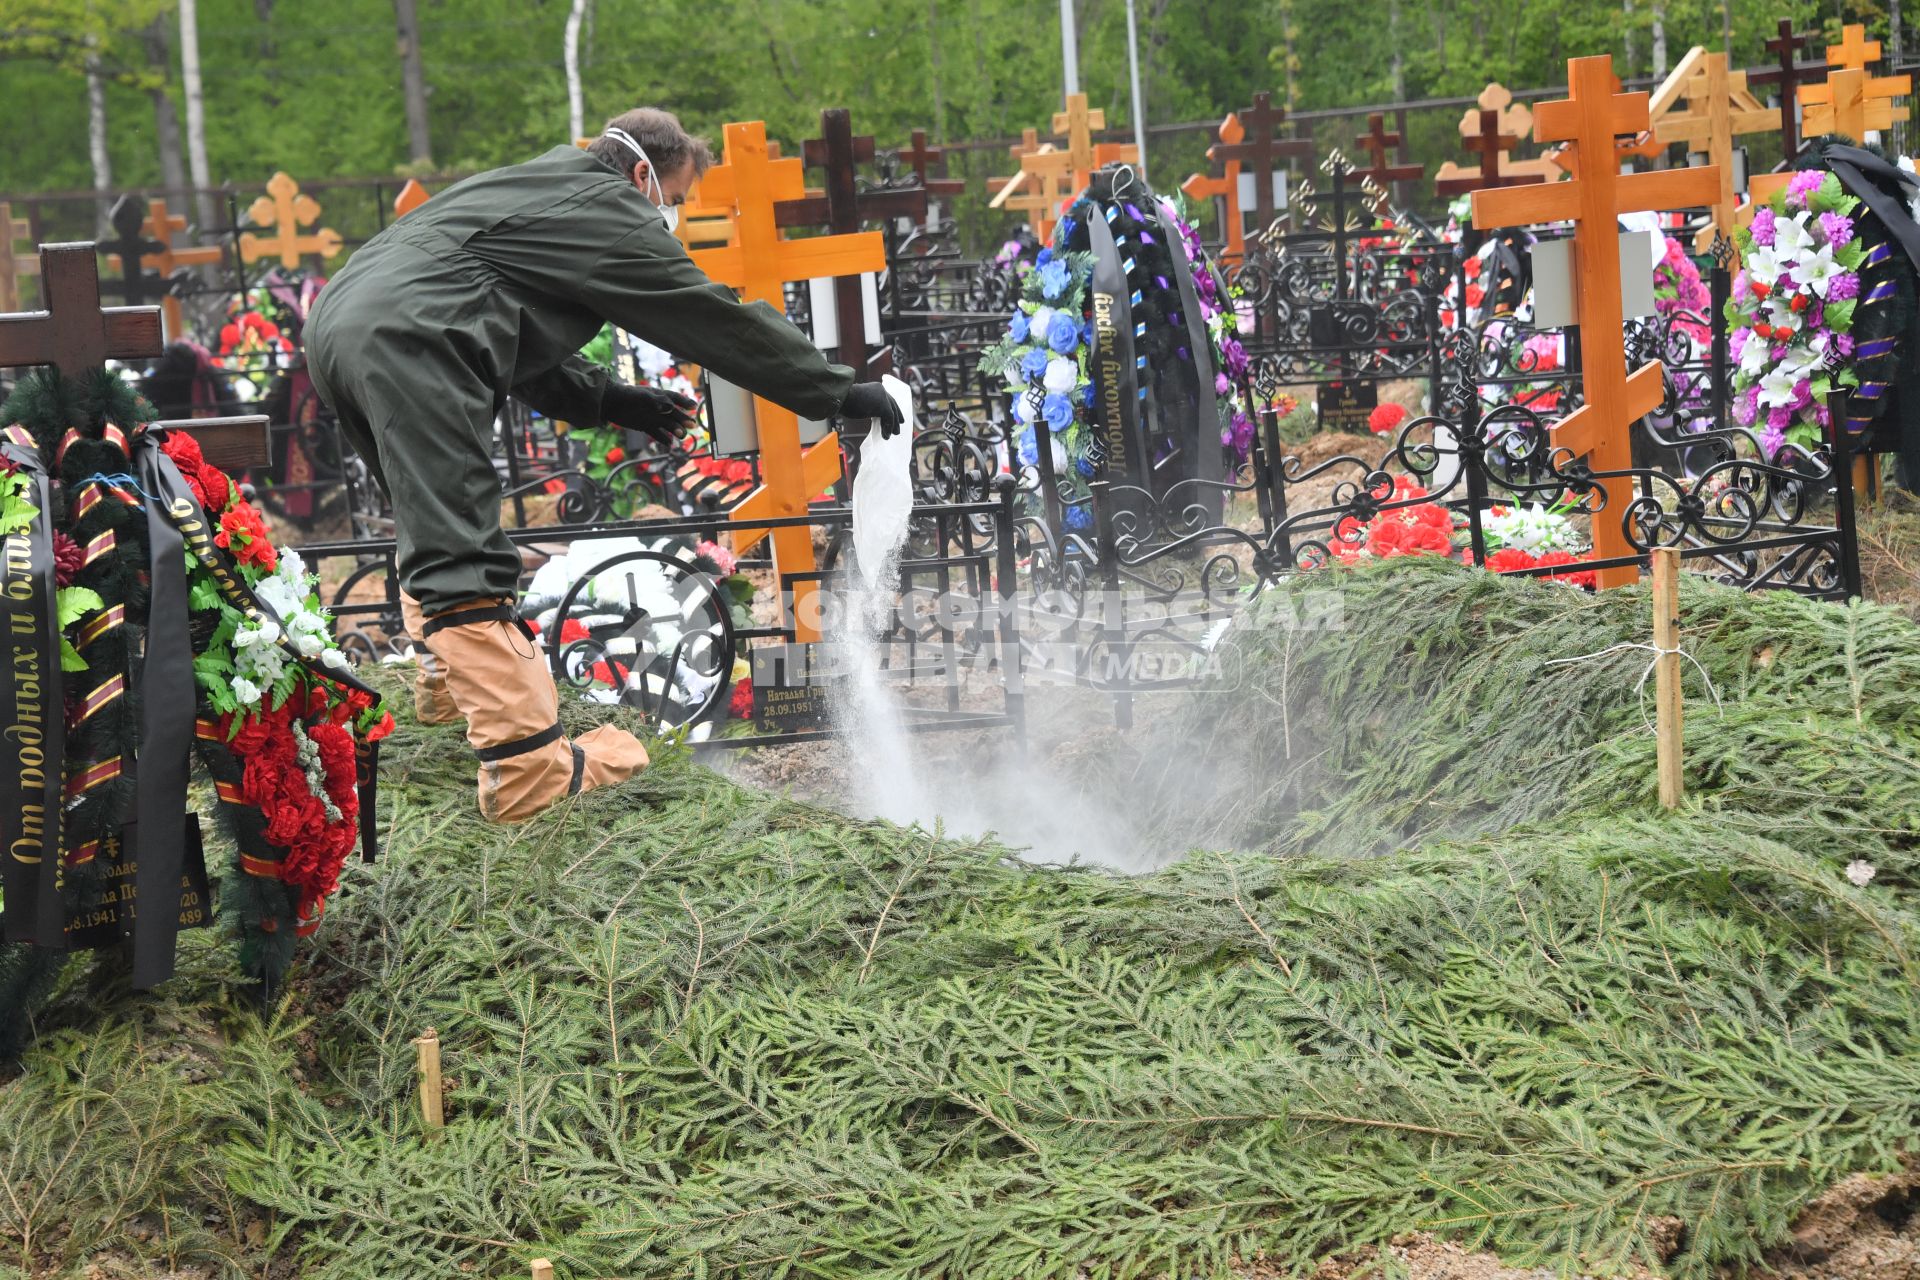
[564, 0, 589, 142]
[1278, 0, 1298, 109]
[143, 16, 188, 195]
[85, 30, 112, 233]
[1891, 0, 1903, 67]
[393, 0, 433, 165]
[1651, 0, 1668, 80]
[1721, 0, 1732, 56]
[1622, 0, 1637, 78]
[179, 0, 214, 228]
[928, 0, 945, 141]
[1389, 0, 1405, 100]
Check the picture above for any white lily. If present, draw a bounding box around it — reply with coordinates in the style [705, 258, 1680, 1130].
[1737, 331, 1772, 378]
[1745, 242, 1787, 286]
[1755, 351, 1813, 410]
[1771, 209, 1815, 259]
[1789, 241, 1843, 297]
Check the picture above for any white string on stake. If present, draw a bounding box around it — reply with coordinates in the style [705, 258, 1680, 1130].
[1541, 640, 1725, 735]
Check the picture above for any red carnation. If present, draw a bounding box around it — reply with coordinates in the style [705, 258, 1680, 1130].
[604, 446, 626, 466]
[216, 502, 278, 572]
[1537, 549, 1597, 589]
[1368, 403, 1408, 436]
[160, 430, 205, 469]
[364, 712, 396, 744]
[729, 677, 754, 720]
[1486, 547, 1539, 574]
[52, 532, 83, 587]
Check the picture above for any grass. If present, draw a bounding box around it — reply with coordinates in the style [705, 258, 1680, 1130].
[2, 560, 1917, 1280]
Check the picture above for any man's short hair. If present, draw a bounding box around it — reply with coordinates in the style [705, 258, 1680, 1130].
[587, 107, 713, 179]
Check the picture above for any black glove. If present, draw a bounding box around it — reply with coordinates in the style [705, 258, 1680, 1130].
[839, 381, 904, 439]
[603, 382, 699, 447]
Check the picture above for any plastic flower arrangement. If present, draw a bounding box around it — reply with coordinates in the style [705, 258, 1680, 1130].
[159, 429, 394, 941]
[978, 177, 1253, 531]
[1320, 479, 1596, 588]
[1654, 235, 1711, 341]
[1480, 501, 1581, 554]
[1368, 402, 1408, 436]
[1726, 168, 1868, 461]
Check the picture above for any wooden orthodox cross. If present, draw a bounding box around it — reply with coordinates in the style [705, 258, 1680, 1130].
[1473, 56, 1720, 590]
[1798, 27, 1910, 141]
[1651, 50, 1776, 250]
[1435, 85, 1551, 195]
[1355, 112, 1422, 194]
[1, 203, 42, 314]
[0, 244, 267, 467]
[989, 135, 1073, 242]
[1210, 91, 1312, 233]
[688, 120, 885, 641]
[239, 172, 345, 269]
[1746, 19, 1824, 157]
[777, 108, 934, 377]
[1051, 92, 1139, 191]
[1181, 113, 1247, 258]
[895, 129, 967, 203]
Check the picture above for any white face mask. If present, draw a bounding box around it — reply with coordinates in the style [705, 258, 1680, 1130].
[603, 127, 679, 234]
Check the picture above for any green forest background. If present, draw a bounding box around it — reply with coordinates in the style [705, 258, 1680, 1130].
[0, 0, 1909, 250]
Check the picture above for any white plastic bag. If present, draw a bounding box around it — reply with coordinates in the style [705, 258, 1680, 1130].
[850, 374, 916, 592]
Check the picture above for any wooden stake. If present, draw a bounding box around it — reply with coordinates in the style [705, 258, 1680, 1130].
[1651, 547, 1683, 809]
[529, 1260, 554, 1280]
[414, 1027, 444, 1129]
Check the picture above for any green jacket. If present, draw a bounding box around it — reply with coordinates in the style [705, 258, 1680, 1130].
[307, 145, 854, 426]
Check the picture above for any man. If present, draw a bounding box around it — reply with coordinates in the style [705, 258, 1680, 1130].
[308, 107, 901, 822]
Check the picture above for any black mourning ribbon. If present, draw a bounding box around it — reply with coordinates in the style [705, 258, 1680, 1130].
[1822, 145, 1920, 274]
[129, 439, 196, 987]
[0, 436, 67, 949]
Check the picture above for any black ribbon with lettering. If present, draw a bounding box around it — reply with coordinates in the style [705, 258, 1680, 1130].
[130, 438, 195, 987]
[1, 435, 66, 949]
[1088, 210, 1147, 488]
[1163, 211, 1227, 520]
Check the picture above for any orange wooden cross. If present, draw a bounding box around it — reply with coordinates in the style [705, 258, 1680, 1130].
[0, 202, 39, 314]
[1651, 51, 1777, 250]
[103, 198, 223, 338]
[1051, 92, 1139, 191]
[239, 172, 345, 268]
[1181, 113, 1247, 258]
[394, 179, 431, 218]
[1473, 56, 1720, 590]
[990, 142, 1073, 241]
[689, 120, 884, 641]
[1799, 56, 1911, 140]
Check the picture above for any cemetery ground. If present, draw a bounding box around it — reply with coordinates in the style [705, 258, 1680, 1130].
[3, 557, 1919, 1280]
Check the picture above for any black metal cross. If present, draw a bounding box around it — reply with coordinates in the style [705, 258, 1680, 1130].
[1210, 92, 1315, 233]
[1747, 19, 1824, 159]
[101, 195, 171, 309]
[0, 243, 163, 374]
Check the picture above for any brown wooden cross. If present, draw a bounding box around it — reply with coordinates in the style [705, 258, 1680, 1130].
[1746, 19, 1824, 157]
[0, 203, 41, 314]
[0, 243, 267, 464]
[1798, 27, 1910, 140]
[393, 179, 431, 218]
[1651, 51, 1777, 250]
[1435, 85, 1550, 195]
[0, 243, 163, 373]
[239, 172, 345, 269]
[688, 120, 884, 640]
[1181, 113, 1248, 258]
[1355, 113, 1422, 191]
[1049, 92, 1139, 192]
[1210, 91, 1312, 233]
[897, 129, 967, 201]
[1473, 56, 1720, 591]
[776, 108, 931, 376]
